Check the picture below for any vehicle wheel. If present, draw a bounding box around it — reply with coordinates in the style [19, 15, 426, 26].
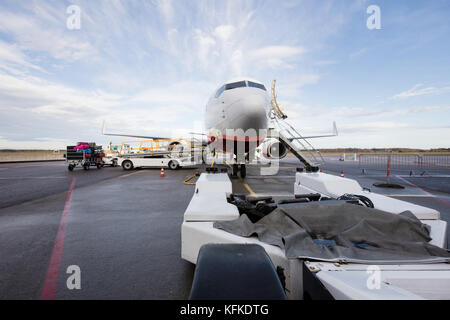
[112, 159, 118, 167]
[168, 160, 179, 170]
[83, 164, 89, 171]
[240, 164, 246, 179]
[68, 165, 74, 171]
[122, 160, 134, 171]
[97, 163, 102, 169]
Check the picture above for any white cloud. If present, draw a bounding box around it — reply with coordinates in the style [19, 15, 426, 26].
[0, 10, 96, 62]
[0, 40, 44, 73]
[131, 80, 211, 108]
[214, 25, 236, 41]
[349, 47, 367, 59]
[250, 45, 305, 69]
[230, 50, 244, 76]
[392, 84, 450, 99]
[155, 0, 174, 25]
[339, 121, 410, 133]
[276, 74, 321, 97]
[277, 101, 312, 119]
[0, 72, 123, 121]
[193, 29, 217, 69]
[251, 45, 305, 59]
[0, 69, 214, 143]
[321, 105, 450, 120]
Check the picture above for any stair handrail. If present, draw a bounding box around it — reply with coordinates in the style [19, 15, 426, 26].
[272, 117, 325, 165]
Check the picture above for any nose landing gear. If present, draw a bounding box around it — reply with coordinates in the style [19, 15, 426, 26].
[240, 164, 246, 178]
[231, 164, 246, 179]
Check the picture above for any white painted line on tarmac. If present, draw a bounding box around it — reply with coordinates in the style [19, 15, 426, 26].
[358, 174, 450, 178]
[357, 175, 392, 177]
[384, 194, 436, 198]
[396, 175, 450, 178]
[246, 175, 294, 179]
[118, 171, 145, 179]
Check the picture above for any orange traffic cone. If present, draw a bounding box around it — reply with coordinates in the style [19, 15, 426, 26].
[340, 170, 344, 177]
[160, 167, 165, 178]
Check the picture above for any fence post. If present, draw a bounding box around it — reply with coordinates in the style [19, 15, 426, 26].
[386, 154, 391, 183]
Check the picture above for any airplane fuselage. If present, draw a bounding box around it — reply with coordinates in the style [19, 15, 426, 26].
[205, 78, 269, 154]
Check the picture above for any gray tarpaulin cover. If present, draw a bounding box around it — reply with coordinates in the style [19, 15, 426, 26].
[213, 203, 450, 264]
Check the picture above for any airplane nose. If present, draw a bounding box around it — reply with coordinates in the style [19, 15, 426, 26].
[229, 95, 268, 132]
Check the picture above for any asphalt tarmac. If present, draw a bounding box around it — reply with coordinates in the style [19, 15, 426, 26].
[0, 157, 448, 299]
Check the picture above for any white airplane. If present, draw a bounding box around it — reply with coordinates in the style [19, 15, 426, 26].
[103, 77, 337, 178]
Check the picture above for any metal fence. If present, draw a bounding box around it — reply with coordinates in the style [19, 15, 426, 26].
[358, 153, 450, 172]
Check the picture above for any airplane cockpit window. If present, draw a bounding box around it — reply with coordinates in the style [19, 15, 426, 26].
[215, 85, 225, 98]
[248, 81, 267, 91]
[225, 81, 247, 91]
[216, 81, 261, 98]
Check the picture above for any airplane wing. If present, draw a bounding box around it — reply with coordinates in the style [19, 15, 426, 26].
[188, 132, 206, 136]
[290, 122, 338, 140]
[101, 121, 169, 140]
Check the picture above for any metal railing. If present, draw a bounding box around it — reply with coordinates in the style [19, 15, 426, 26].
[358, 153, 450, 172]
[273, 117, 325, 167]
[119, 138, 197, 157]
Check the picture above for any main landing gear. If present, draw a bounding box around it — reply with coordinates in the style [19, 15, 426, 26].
[232, 164, 246, 179]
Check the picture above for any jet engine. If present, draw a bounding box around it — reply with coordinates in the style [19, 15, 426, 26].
[258, 138, 288, 160]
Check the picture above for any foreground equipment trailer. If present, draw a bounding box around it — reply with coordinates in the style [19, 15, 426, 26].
[181, 172, 450, 300]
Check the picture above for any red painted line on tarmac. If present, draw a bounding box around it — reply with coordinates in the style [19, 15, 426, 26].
[397, 176, 450, 207]
[40, 177, 76, 300]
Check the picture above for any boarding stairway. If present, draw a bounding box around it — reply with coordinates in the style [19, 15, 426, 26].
[269, 80, 324, 171]
[269, 118, 324, 171]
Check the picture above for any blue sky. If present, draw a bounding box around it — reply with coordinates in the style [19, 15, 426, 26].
[0, 0, 449, 149]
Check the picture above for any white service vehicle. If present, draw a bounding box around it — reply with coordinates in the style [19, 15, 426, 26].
[118, 155, 198, 171]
